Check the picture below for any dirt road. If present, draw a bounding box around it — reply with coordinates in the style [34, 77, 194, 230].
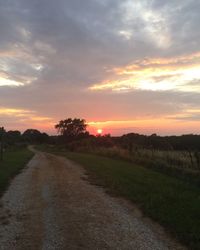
[0, 148, 186, 250]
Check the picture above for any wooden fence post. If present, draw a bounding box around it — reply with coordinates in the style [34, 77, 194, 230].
[0, 127, 4, 161]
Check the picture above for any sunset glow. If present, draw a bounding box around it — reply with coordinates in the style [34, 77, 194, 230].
[0, 0, 200, 135]
[0, 3, 199, 248]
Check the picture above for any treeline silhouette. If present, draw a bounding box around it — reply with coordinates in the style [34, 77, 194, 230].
[1, 118, 200, 174]
[119, 133, 200, 151]
[1, 127, 200, 151]
[1, 119, 200, 188]
[0, 128, 49, 147]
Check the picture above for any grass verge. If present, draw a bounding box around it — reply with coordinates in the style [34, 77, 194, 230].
[0, 147, 34, 196]
[40, 145, 200, 250]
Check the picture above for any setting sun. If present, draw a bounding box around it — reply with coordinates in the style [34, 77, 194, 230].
[97, 129, 103, 135]
[0, 1, 200, 248]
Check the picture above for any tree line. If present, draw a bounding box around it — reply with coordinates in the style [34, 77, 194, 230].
[0, 128, 49, 147]
[1, 117, 200, 152]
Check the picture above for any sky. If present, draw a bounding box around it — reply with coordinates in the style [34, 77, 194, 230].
[0, 0, 200, 136]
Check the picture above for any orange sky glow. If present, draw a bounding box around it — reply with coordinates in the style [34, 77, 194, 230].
[0, 0, 200, 136]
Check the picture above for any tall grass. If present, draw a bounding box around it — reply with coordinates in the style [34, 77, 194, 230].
[76, 146, 200, 187]
[90, 147, 199, 170]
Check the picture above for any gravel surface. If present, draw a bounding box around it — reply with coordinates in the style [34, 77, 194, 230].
[0, 147, 186, 250]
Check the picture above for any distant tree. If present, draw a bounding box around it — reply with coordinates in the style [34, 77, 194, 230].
[6, 130, 21, 145]
[0, 127, 6, 137]
[22, 129, 49, 144]
[55, 118, 87, 143]
[95, 134, 114, 148]
[40, 133, 49, 143]
[7, 130, 21, 137]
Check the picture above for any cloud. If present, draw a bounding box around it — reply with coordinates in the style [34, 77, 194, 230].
[89, 52, 200, 92]
[0, 107, 53, 131]
[0, 0, 200, 134]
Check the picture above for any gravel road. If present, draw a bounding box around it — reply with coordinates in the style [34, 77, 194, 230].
[0, 148, 186, 250]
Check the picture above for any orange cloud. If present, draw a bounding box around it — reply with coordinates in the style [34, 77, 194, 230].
[0, 107, 54, 132]
[90, 52, 200, 92]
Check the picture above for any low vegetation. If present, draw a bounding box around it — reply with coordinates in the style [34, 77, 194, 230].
[85, 146, 200, 188]
[0, 147, 34, 196]
[2, 118, 200, 249]
[92, 146, 199, 170]
[39, 145, 200, 250]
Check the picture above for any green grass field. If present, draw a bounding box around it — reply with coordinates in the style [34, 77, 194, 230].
[0, 148, 34, 196]
[40, 145, 200, 250]
[91, 147, 200, 188]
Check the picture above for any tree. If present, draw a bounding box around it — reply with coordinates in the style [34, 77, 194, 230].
[22, 129, 49, 144]
[55, 118, 87, 142]
[6, 130, 21, 145]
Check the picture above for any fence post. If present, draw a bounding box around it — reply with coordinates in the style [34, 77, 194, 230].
[0, 127, 4, 161]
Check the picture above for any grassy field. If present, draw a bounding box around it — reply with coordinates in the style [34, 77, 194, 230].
[40, 145, 200, 249]
[90, 147, 200, 188]
[0, 147, 34, 196]
[94, 147, 199, 170]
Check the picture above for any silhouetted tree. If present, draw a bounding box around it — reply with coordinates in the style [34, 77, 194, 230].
[6, 130, 21, 145]
[22, 129, 49, 144]
[55, 118, 87, 143]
